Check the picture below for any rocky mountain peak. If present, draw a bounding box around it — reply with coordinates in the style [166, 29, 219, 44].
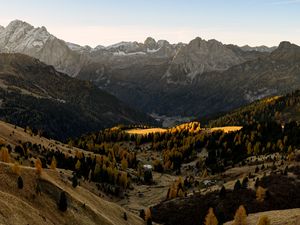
[276, 41, 297, 50]
[6, 19, 33, 31]
[157, 40, 170, 48]
[144, 37, 157, 49]
[271, 41, 300, 61]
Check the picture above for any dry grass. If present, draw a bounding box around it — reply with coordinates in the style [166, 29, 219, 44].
[224, 208, 300, 225]
[117, 172, 177, 214]
[0, 121, 144, 225]
[0, 121, 95, 158]
[210, 126, 242, 133]
[0, 162, 143, 225]
[126, 128, 167, 135]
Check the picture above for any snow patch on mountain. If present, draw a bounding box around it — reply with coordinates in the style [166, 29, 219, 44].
[113, 51, 146, 56]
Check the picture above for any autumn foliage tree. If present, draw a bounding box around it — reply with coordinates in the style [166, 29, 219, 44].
[204, 208, 218, 225]
[35, 158, 43, 175]
[12, 162, 21, 175]
[50, 156, 57, 170]
[233, 205, 247, 225]
[256, 186, 267, 202]
[121, 157, 128, 170]
[145, 208, 152, 225]
[257, 215, 271, 225]
[0, 147, 10, 163]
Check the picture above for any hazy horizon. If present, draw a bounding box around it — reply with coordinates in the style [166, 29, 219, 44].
[0, 0, 300, 47]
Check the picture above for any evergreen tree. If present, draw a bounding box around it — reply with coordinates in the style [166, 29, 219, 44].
[123, 212, 127, 221]
[72, 174, 78, 188]
[58, 191, 68, 212]
[219, 186, 226, 198]
[17, 176, 23, 189]
[234, 180, 242, 191]
[242, 177, 248, 189]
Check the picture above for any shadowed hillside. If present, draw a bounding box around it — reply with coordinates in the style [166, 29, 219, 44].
[0, 53, 156, 141]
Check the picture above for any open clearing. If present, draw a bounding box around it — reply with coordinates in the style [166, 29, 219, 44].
[126, 128, 167, 135]
[210, 126, 242, 133]
[125, 126, 242, 135]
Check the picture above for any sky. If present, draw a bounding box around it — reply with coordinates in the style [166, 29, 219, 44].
[0, 0, 299, 47]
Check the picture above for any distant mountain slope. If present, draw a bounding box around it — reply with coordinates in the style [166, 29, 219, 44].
[158, 41, 300, 117]
[0, 53, 156, 140]
[1, 20, 285, 118]
[208, 90, 300, 127]
[77, 37, 266, 115]
[240, 45, 277, 52]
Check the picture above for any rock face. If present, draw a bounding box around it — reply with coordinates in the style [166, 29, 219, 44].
[0, 53, 156, 140]
[0, 20, 86, 76]
[77, 37, 266, 115]
[164, 37, 246, 83]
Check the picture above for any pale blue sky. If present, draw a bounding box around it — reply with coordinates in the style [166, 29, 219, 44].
[0, 0, 299, 47]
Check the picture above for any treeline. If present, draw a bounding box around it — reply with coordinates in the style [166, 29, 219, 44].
[71, 122, 202, 173]
[203, 121, 299, 172]
[208, 90, 300, 127]
[152, 173, 300, 225]
[72, 120, 300, 174]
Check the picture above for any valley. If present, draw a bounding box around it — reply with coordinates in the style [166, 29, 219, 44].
[0, 7, 299, 225]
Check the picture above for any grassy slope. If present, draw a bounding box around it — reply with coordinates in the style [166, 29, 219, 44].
[0, 120, 143, 225]
[224, 208, 300, 225]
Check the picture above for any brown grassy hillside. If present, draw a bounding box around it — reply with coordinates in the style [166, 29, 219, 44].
[0, 120, 144, 225]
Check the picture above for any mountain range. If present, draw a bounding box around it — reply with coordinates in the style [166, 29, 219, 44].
[0, 53, 155, 140]
[3, 19, 300, 123]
